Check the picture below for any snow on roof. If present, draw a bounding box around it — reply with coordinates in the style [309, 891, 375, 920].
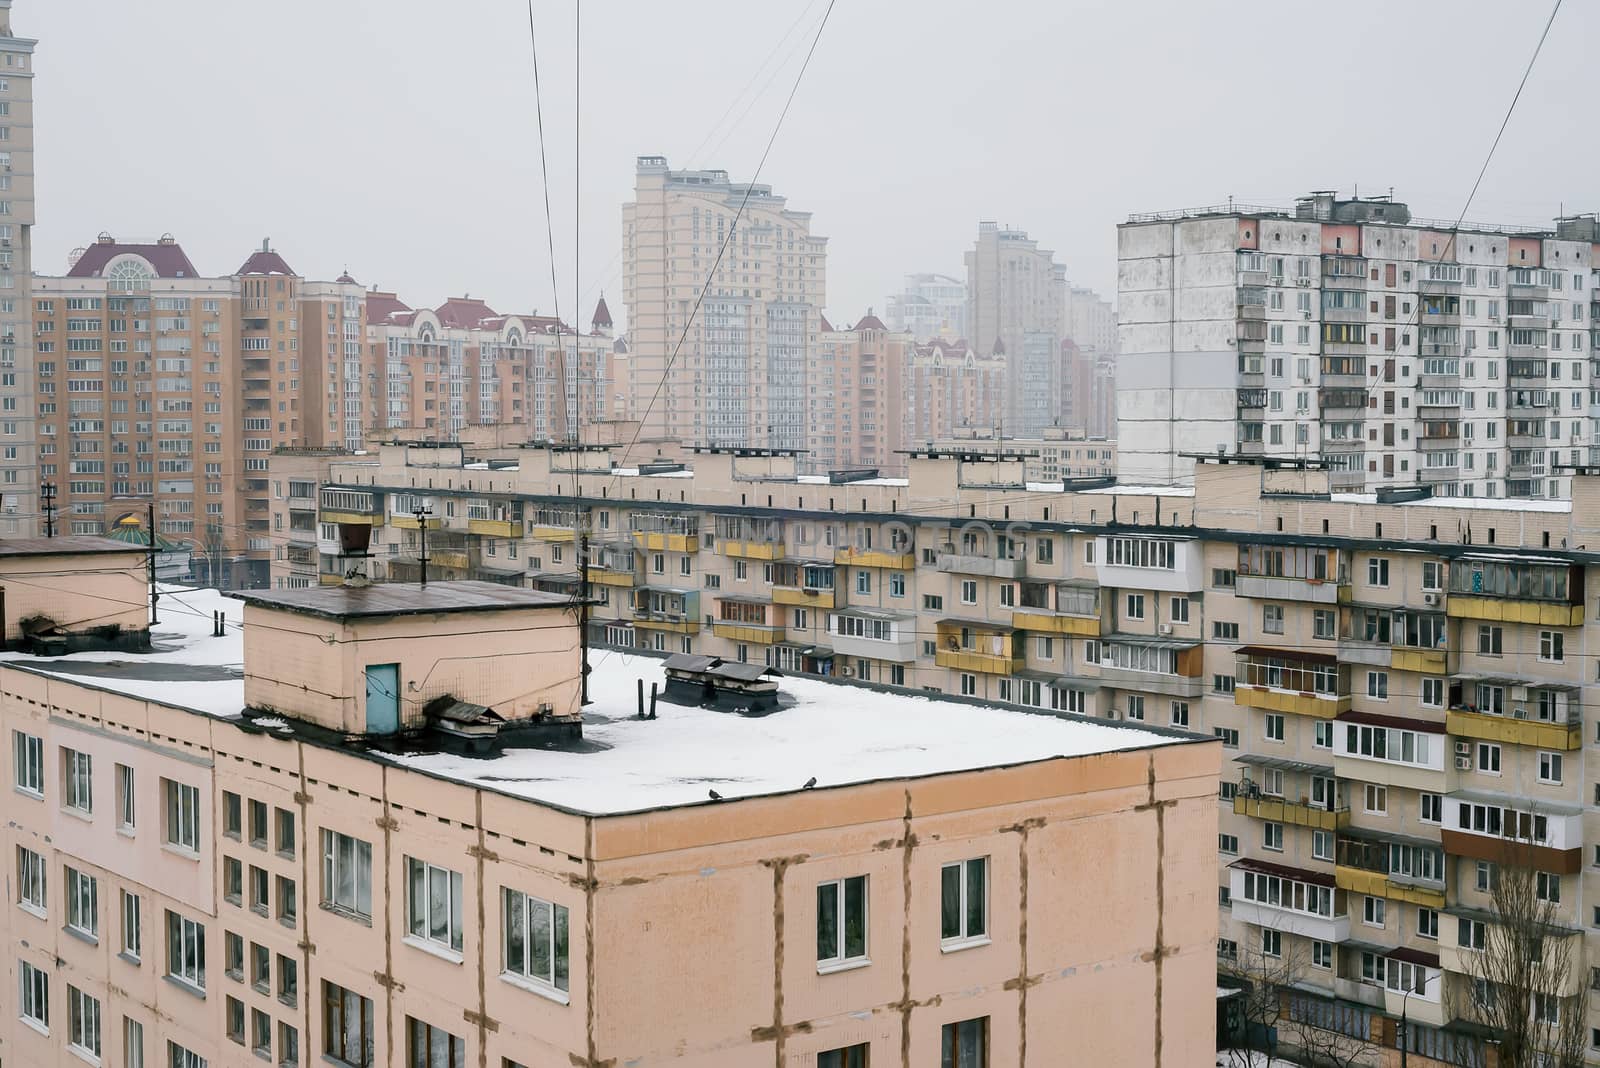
[0, 590, 1191, 817]
[1079, 484, 1195, 498]
[1331, 492, 1569, 513]
[390, 651, 1186, 815]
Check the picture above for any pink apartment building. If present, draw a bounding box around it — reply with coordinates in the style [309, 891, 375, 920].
[0, 568, 1220, 1068]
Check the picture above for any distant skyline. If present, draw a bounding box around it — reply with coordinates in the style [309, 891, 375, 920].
[26, 0, 1597, 333]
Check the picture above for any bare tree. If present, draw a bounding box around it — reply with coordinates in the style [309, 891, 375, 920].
[201, 521, 227, 589]
[1219, 927, 1300, 1066]
[1463, 847, 1586, 1068]
[1282, 1000, 1380, 1068]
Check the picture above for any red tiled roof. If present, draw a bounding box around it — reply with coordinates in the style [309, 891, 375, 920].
[67, 239, 198, 279]
[819, 314, 834, 332]
[365, 291, 412, 324]
[591, 295, 613, 327]
[613, 336, 629, 354]
[336, 272, 358, 284]
[236, 250, 295, 276]
[854, 313, 887, 331]
[435, 297, 499, 329]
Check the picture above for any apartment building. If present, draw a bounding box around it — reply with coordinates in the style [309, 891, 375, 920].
[933, 426, 1116, 482]
[0, 0, 37, 534]
[901, 337, 1008, 451]
[0, 557, 1218, 1068]
[276, 440, 1600, 1063]
[1118, 191, 1598, 499]
[965, 222, 1067, 438]
[810, 312, 908, 471]
[886, 271, 967, 340]
[623, 156, 827, 450]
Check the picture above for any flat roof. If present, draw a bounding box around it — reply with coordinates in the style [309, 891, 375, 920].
[0, 535, 145, 558]
[0, 585, 1197, 818]
[234, 580, 573, 621]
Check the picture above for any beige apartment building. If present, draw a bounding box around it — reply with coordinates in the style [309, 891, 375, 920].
[902, 337, 1009, 452]
[934, 427, 1116, 482]
[0, 555, 1219, 1068]
[271, 438, 1600, 1064]
[0, 0, 37, 535]
[623, 156, 827, 451]
[810, 312, 909, 472]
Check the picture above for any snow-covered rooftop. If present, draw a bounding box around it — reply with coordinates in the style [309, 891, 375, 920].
[1330, 492, 1569, 513]
[0, 586, 1191, 817]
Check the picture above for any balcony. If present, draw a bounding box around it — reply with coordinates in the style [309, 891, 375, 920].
[1390, 646, 1450, 674]
[1232, 794, 1349, 831]
[533, 524, 579, 543]
[467, 517, 522, 538]
[319, 488, 383, 526]
[1446, 594, 1582, 627]
[830, 610, 918, 663]
[1235, 573, 1348, 605]
[1097, 634, 1204, 698]
[710, 621, 782, 644]
[934, 551, 1026, 579]
[834, 546, 915, 570]
[633, 530, 696, 553]
[718, 538, 784, 561]
[1234, 648, 1348, 719]
[1440, 798, 1582, 875]
[1446, 684, 1582, 750]
[1228, 861, 1348, 943]
[586, 566, 637, 588]
[934, 621, 1024, 675]
[772, 585, 836, 609]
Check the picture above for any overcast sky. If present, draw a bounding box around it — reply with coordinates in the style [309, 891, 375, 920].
[27, 0, 1594, 332]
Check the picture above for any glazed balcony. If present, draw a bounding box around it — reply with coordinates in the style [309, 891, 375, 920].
[1011, 582, 1101, 637]
[834, 546, 915, 570]
[1334, 834, 1446, 908]
[1234, 648, 1348, 719]
[934, 551, 1026, 579]
[1446, 705, 1581, 751]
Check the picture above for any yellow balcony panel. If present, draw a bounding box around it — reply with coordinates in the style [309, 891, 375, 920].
[833, 547, 915, 570]
[719, 539, 784, 561]
[1010, 609, 1101, 637]
[320, 510, 383, 526]
[318, 573, 344, 586]
[1232, 795, 1350, 831]
[1446, 595, 1584, 627]
[432, 550, 471, 570]
[772, 585, 835, 609]
[634, 617, 701, 634]
[934, 648, 1025, 676]
[587, 569, 636, 589]
[1234, 685, 1349, 719]
[1446, 707, 1582, 751]
[390, 515, 422, 530]
[633, 531, 697, 553]
[531, 524, 577, 543]
[1334, 866, 1445, 908]
[467, 518, 522, 538]
[1390, 647, 1447, 674]
[711, 622, 781, 644]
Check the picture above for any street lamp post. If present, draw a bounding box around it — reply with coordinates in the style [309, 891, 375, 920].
[1373, 967, 1440, 1068]
[412, 500, 434, 588]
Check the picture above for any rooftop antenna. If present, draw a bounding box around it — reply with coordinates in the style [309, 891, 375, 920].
[411, 500, 433, 587]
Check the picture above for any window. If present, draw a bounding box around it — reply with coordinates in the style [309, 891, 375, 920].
[1213, 675, 1236, 695]
[958, 579, 976, 604]
[1366, 671, 1388, 699]
[222, 792, 241, 838]
[1477, 624, 1503, 655]
[1459, 917, 1486, 950]
[817, 875, 868, 970]
[1475, 862, 1496, 893]
[1170, 596, 1189, 623]
[121, 890, 142, 960]
[167, 1041, 208, 1068]
[1363, 896, 1386, 927]
[817, 1045, 868, 1068]
[163, 779, 199, 852]
[502, 888, 569, 997]
[63, 748, 93, 813]
[1477, 742, 1501, 774]
[1219, 834, 1238, 855]
[277, 953, 298, 1007]
[252, 1007, 271, 1058]
[1312, 609, 1335, 639]
[1170, 701, 1189, 727]
[1313, 721, 1334, 749]
[1261, 929, 1282, 958]
[1262, 605, 1283, 634]
[1263, 822, 1283, 851]
[223, 858, 242, 905]
[1212, 620, 1239, 641]
[1312, 830, 1333, 862]
[1420, 793, 1442, 824]
[1420, 677, 1443, 707]
[276, 875, 297, 926]
[406, 1017, 464, 1068]
[405, 857, 463, 954]
[1126, 695, 1144, 721]
[250, 865, 269, 914]
[940, 858, 987, 948]
[321, 830, 372, 920]
[165, 911, 205, 990]
[940, 1017, 987, 1068]
[1418, 907, 1438, 940]
[1539, 630, 1565, 662]
[251, 942, 270, 992]
[1212, 567, 1236, 588]
[248, 799, 268, 848]
[1363, 783, 1388, 815]
[125, 1018, 144, 1068]
[17, 844, 45, 913]
[1367, 558, 1389, 586]
[1540, 751, 1564, 785]
[226, 997, 245, 1043]
[1125, 593, 1145, 620]
[66, 866, 98, 938]
[1537, 871, 1562, 903]
[20, 959, 48, 1030]
[13, 730, 42, 795]
[68, 985, 101, 1058]
[278, 1023, 300, 1068]
[322, 981, 374, 1067]
[116, 763, 136, 830]
[1312, 940, 1332, 969]
[224, 931, 243, 980]
[275, 808, 296, 858]
[1264, 714, 1284, 742]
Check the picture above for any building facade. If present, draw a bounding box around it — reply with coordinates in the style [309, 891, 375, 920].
[0, 562, 1217, 1068]
[933, 426, 1116, 482]
[275, 441, 1600, 1064]
[809, 313, 909, 472]
[965, 222, 1067, 438]
[622, 156, 827, 451]
[1118, 191, 1598, 498]
[901, 338, 1008, 452]
[0, 0, 36, 535]
[886, 271, 967, 340]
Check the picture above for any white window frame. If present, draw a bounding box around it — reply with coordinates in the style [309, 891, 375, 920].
[19, 958, 48, 1032]
[67, 983, 101, 1060]
[816, 875, 869, 973]
[63, 748, 92, 814]
[163, 779, 200, 853]
[939, 857, 988, 951]
[65, 866, 97, 938]
[121, 889, 142, 961]
[13, 730, 43, 797]
[320, 829, 372, 920]
[17, 844, 45, 915]
[165, 911, 206, 992]
[501, 887, 570, 1002]
[404, 856, 464, 956]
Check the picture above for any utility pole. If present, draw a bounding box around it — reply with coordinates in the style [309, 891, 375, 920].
[38, 481, 55, 538]
[146, 502, 159, 625]
[578, 505, 591, 706]
[412, 502, 432, 587]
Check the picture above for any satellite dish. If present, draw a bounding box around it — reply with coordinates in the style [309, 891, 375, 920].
[66, 247, 87, 271]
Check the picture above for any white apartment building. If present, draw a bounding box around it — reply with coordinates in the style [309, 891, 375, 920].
[965, 222, 1068, 438]
[622, 156, 827, 451]
[0, 0, 35, 534]
[886, 272, 966, 340]
[1118, 191, 1597, 499]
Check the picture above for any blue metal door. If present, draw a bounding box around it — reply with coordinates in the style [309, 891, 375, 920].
[364, 663, 399, 735]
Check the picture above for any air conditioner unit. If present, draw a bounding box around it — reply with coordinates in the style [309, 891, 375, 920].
[1455, 755, 1473, 771]
[1510, 685, 1529, 701]
[1423, 592, 1439, 606]
[1454, 740, 1471, 756]
[1158, 624, 1173, 636]
[840, 666, 855, 678]
[1296, 277, 1312, 287]
[1512, 706, 1528, 720]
